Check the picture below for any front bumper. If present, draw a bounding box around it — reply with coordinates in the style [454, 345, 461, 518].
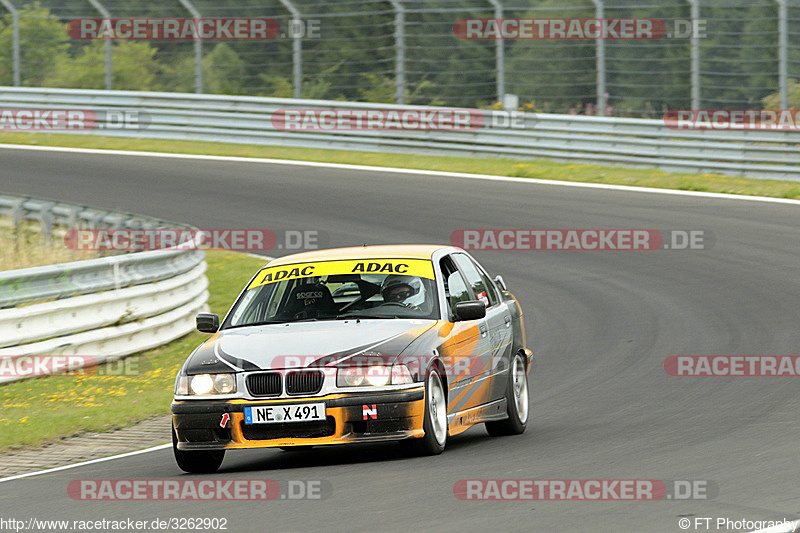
[172, 387, 425, 450]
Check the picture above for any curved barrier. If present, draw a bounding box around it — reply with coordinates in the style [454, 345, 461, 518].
[0, 87, 798, 180]
[0, 193, 209, 383]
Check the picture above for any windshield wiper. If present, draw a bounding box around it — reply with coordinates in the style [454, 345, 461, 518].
[226, 320, 286, 329]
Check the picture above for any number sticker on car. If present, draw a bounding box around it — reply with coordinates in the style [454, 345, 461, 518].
[244, 403, 326, 424]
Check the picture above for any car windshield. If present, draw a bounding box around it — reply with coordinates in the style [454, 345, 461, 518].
[225, 259, 440, 327]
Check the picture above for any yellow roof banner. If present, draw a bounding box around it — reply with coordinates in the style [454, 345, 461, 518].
[248, 258, 436, 289]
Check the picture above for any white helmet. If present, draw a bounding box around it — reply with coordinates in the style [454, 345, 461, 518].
[380, 275, 422, 303]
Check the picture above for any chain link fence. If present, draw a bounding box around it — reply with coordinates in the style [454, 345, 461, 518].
[0, 0, 799, 117]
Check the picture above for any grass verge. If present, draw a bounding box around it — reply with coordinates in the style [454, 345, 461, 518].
[0, 250, 266, 451]
[1, 132, 799, 200]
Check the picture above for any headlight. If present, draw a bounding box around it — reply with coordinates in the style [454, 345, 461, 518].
[176, 373, 237, 396]
[190, 374, 214, 395]
[175, 375, 188, 395]
[337, 365, 412, 387]
[214, 373, 236, 394]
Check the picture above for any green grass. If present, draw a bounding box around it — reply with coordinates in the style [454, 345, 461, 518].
[0, 250, 266, 451]
[1, 131, 799, 200]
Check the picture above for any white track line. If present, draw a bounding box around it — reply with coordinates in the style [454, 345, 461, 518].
[0, 443, 171, 483]
[2, 142, 799, 206]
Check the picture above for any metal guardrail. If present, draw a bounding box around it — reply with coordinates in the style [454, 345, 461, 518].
[0, 193, 209, 382]
[0, 194, 204, 307]
[1, 87, 799, 180]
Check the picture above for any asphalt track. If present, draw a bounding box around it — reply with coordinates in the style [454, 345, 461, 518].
[1, 146, 799, 533]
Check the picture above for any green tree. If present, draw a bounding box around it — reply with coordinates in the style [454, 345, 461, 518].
[202, 43, 246, 95]
[763, 79, 800, 107]
[0, 5, 69, 86]
[43, 41, 163, 90]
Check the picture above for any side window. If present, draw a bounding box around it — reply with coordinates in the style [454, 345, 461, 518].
[440, 256, 472, 315]
[452, 253, 496, 307]
[470, 258, 500, 306]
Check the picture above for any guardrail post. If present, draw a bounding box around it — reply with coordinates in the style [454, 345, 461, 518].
[10, 198, 24, 229]
[0, 0, 21, 86]
[177, 0, 203, 94]
[777, 0, 787, 108]
[389, 1, 406, 104]
[38, 202, 53, 240]
[591, 0, 606, 115]
[488, 0, 504, 104]
[688, 0, 700, 110]
[87, 0, 112, 90]
[279, 0, 302, 99]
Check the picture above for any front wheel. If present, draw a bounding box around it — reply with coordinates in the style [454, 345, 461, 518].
[403, 368, 447, 455]
[486, 352, 529, 436]
[172, 423, 225, 473]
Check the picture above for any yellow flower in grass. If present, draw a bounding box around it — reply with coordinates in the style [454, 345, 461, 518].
[19, 416, 28, 424]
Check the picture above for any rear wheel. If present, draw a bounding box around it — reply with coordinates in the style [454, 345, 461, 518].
[486, 352, 529, 436]
[172, 423, 225, 473]
[403, 368, 447, 455]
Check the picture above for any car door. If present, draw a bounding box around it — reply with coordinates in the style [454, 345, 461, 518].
[451, 253, 513, 404]
[436, 254, 492, 415]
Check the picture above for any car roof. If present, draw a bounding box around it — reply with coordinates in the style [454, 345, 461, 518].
[264, 244, 452, 267]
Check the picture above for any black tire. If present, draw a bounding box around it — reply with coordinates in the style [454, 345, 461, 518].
[403, 368, 447, 455]
[486, 352, 529, 437]
[172, 423, 225, 473]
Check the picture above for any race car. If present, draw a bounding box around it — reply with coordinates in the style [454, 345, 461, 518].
[171, 245, 532, 473]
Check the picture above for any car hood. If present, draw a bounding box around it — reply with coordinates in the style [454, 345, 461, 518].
[184, 319, 437, 374]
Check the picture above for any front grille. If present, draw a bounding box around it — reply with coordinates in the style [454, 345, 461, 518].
[286, 370, 324, 395]
[241, 417, 336, 440]
[246, 372, 282, 397]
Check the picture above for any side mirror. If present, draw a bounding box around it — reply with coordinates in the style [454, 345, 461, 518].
[196, 313, 220, 333]
[454, 300, 486, 321]
[494, 275, 508, 291]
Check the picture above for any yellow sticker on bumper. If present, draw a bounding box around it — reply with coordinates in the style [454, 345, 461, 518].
[248, 259, 435, 289]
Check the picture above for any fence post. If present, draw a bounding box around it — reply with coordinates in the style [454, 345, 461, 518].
[86, 0, 112, 90]
[688, 0, 700, 110]
[279, 0, 302, 98]
[0, 0, 20, 86]
[591, 0, 606, 115]
[777, 0, 787, 108]
[177, 0, 203, 94]
[488, 0, 505, 104]
[389, 0, 406, 104]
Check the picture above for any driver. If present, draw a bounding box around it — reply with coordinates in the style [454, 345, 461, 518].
[380, 275, 423, 306]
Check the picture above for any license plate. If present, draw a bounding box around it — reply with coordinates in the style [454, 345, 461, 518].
[244, 403, 326, 424]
